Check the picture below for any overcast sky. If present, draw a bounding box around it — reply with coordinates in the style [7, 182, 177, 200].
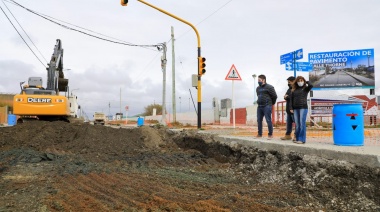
[1, 0, 379, 118]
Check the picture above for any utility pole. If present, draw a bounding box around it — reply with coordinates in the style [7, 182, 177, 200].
[171, 26, 176, 122]
[161, 42, 167, 125]
[119, 87, 122, 114]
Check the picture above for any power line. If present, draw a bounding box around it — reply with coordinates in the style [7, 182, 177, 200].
[176, 0, 234, 40]
[0, 4, 46, 68]
[163, 0, 234, 57]
[3, 0, 166, 84]
[6, 0, 160, 49]
[1, 0, 48, 63]
[130, 51, 161, 85]
[3, 0, 233, 87]
[1, 0, 166, 74]
[198, 0, 234, 25]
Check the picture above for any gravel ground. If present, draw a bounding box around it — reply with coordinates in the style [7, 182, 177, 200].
[0, 122, 379, 211]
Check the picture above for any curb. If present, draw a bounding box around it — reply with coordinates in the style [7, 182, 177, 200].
[214, 135, 380, 168]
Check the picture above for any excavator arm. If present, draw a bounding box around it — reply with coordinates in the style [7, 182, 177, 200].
[46, 39, 68, 93]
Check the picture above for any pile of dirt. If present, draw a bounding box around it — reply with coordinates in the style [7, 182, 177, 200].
[0, 122, 169, 161]
[0, 121, 379, 211]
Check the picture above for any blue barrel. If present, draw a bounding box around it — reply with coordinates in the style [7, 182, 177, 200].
[7, 114, 17, 126]
[137, 117, 144, 127]
[332, 104, 364, 146]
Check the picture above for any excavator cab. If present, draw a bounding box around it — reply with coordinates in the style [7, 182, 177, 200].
[19, 77, 55, 95]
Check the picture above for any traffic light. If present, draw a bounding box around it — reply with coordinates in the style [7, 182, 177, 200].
[198, 57, 206, 75]
[120, 0, 128, 6]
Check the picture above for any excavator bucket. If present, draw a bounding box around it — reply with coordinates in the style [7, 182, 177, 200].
[58, 78, 69, 92]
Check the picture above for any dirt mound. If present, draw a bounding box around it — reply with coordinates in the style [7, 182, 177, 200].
[0, 122, 170, 162]
[0, 122, 379, 211]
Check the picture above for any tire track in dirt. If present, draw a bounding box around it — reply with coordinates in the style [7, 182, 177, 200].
[111, 171, 231, 211]
[84, 173, 145, 207]
[47, 174, 112, 211]
[115, 171, 286, 211]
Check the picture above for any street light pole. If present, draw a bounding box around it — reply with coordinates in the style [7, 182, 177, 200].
[252, 74, 256, 104]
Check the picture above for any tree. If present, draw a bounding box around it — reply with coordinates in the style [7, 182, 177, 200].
[142, 104, 162, 116]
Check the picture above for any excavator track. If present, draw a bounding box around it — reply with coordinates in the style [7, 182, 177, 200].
[17, 116, 83, 124]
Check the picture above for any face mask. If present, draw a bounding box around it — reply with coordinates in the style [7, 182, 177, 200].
[258, 82, 263, 86]
[288, 83, 291, 88]
[297, 82, 304, 87]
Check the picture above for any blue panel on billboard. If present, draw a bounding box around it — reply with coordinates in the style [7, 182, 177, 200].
[286, 62, 313, 71]
[308, 49, 375, 90]
[280, 48, 303, 64]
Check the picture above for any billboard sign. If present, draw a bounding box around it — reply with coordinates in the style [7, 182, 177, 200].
[310, 98, 367, 116]
[308, 49, 375, 90]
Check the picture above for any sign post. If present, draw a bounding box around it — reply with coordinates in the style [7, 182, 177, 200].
[280, 48, 303, 77]
[125, 105, 129, 125]
[225, 64, 242, 128]
[286, 62, 313, 72]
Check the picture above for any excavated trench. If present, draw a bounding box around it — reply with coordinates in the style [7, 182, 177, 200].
[0, 122, 379, 211]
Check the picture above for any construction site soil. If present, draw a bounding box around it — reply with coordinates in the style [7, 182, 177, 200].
[0, 122, 379, 212]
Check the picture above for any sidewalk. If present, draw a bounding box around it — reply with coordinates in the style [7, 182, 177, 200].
[199, 127, 380, 168]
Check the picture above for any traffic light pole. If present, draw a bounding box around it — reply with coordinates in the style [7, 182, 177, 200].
[293, 51, 296, 77]
[136, 0, 203, 129]
[197, 47, 202, 129]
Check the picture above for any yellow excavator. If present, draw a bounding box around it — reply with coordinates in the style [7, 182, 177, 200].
[13, 39, 71, 123]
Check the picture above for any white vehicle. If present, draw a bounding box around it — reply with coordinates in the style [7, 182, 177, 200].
[93, 112, 106, 125]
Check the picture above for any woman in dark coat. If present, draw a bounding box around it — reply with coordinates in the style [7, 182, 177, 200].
[289, 76, 313, 144]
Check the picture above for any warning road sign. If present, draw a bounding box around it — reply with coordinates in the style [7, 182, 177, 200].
[225, 64, 242, 80]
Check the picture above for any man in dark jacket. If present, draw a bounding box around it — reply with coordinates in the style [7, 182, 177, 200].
[255, 74, 277, 139]
[281, 76, 296, 141]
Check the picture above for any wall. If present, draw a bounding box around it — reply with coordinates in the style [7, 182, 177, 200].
[0, 106, 8, 124]
[140, 100, 380, 127]
[145, 109, 215, 125]
[68, 94, 79, 118]
[230, 108, 246, 125]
